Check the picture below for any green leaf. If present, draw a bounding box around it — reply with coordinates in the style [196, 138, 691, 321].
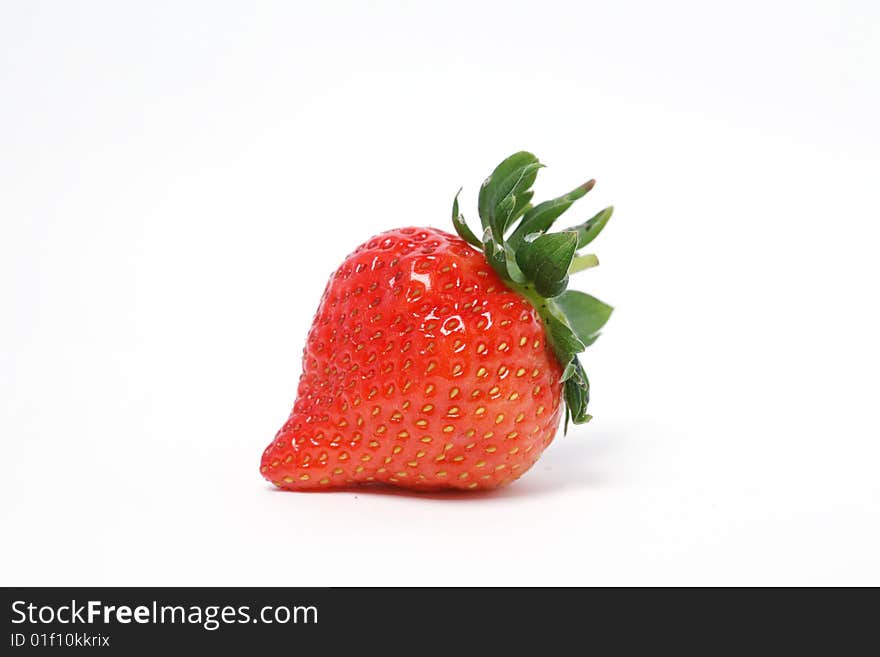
[477, 152, 541, 236]
[451, 189, 481, 247]
[494, 194, 517, 234]
[563, 359, 591, 425]
[509, 179, 594, 249]
[566, 355, 588, 386]
[564, 378, 589, 423]
[492, 163, 542, 239]
[481, 226, 510, 280]
[569, 253, 599, 274]
[515, 231, 578, 298]
[560, 360, 579, 382]
[503, 190, 534, 235]
[572, 206, 613, 249]
[501, 243, 527, 284]
[552, 290, 613, 345]
[565, 380, 591, 424]
[543, 312, 586, 365]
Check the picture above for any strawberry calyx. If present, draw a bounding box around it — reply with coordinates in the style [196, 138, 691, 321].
[451, 151, 614, 432]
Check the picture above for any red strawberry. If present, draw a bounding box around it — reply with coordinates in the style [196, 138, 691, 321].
[260, 152, 613, 491]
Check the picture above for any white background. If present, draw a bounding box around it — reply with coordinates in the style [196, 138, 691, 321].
[2, 1, 879, 586]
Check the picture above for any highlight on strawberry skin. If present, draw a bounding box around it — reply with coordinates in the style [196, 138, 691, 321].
[260, 152, 614, 491]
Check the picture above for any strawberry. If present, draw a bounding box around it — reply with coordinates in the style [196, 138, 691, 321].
[260, 152, 613, 491]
